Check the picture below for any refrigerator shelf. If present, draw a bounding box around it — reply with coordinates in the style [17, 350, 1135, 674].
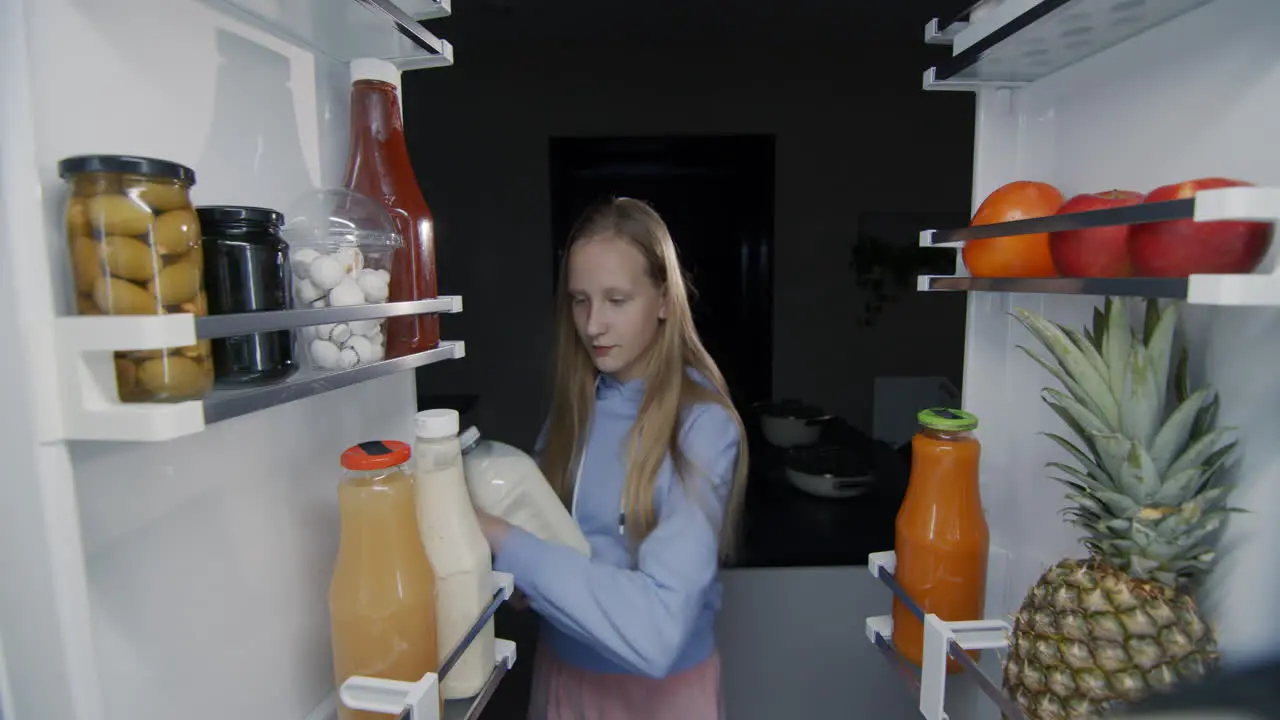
[55, 308, 466, 441]
[923, 0, 1214, 88]
[197, 0, 453, 71]
[865, 551, 1024, 720]
[196, 296, 462, 339]
[336, 571, 518, 720]
[916, 186, 1280, 306]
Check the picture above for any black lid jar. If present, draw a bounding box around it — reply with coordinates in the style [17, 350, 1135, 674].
[198, 206, 298, 386]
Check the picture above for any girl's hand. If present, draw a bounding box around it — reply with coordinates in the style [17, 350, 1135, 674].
[475, 510, 512, 552]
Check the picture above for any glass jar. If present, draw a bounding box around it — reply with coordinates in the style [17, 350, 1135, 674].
[58, 155, 214, 403]
[197, 206, 297, 386]
[330, 441, 440, 720]
[282, 188, 402, 371]
[892, 407, 989, 674]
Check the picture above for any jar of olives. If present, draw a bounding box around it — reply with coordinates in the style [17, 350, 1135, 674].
[58, 155, 214, 403]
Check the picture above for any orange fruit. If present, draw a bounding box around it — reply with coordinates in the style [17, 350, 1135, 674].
[962, 180, 1064, 277]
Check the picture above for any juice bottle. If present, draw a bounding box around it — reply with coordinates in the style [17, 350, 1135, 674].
[342, 59, 440, 359]
[892, 408, 989, 674]
[330, 440, 439, 720]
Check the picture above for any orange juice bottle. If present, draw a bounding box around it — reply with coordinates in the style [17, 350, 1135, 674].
[330, 441, 439, 720]
[892, 408, 989, 674]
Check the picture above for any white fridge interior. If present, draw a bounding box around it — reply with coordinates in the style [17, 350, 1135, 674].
[865, 1, 1280, 719]
[2, 0, 1279, 719]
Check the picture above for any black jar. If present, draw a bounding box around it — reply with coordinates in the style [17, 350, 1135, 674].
[198, 206, 298, 385]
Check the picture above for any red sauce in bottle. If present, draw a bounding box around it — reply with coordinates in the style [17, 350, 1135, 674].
[343, 78, 440, 358]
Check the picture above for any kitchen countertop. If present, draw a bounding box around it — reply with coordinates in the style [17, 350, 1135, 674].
[729, 419, 909, 569]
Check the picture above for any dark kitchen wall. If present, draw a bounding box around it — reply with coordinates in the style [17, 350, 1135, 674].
[404, 2, 974, 448]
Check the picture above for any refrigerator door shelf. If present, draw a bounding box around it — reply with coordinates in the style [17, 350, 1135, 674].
[195, 0, 454, 71]
[53, 313, 466, 442]
[338, 572, 518, 720]
[916, 186, 1280, 306]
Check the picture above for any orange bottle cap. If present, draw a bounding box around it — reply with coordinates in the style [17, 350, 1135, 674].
[341, 440, 412, 470]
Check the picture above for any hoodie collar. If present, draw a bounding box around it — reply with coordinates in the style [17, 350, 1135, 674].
[596, 373, 646, 405]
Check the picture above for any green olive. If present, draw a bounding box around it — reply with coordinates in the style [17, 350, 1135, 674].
[137, 182, 189, 213]
[151, 208, 200, 255]
[137, 355, 211, 399]
[67, 199, 91, 237]
[70, 236, 102, 294]
[86, 194, 154, 236]
[92, 276, 158, 315]
[102, 235, 159, 282]
[147, 262, 200, 306]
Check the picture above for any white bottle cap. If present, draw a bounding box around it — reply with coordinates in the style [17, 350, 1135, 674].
[350, 58, 401, 87]
[415, 408, 460, 439]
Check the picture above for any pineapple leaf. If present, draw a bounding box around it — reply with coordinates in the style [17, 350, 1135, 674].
[1045, 403, 1100, 459]
[1102, 297, 1133, 401]
[1145, 302, 1179, 412]
[1193, 392, 1221, 440]
[1046, 461, 1108, 491]
[1065, 492, 1106, 516]
[1015, 309, 1120, 428]
[1090, 432, 1135, 487]
[1149, 388, 1209, 475]
[1119, 342, 1160, 448]
[1168, 428, 1239, 480]
[1174, 347, 1191, 404]
[1044, 389, 1111, 437]
[1043, 433, 1111, 489]
[1019, 346, 1113, 423]
[1151, 466, 1207, 506]
[1118, 440, 1162, 504]
[1066, 327, 1111, 384]
[1143, 298, 1161, 344]
[1092, 489, 1142, 517]
[1093, 303, 1108, 349]
[1195, 440, 1238, 493]
[1181, 486, 1232, 516]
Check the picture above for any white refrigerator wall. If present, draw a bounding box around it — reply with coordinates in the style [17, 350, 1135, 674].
[4, 1, 422, 718]
[966, 0, 1280, 668]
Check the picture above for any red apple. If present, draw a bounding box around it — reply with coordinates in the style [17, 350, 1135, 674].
[1128, 177, 1272, 277]
[1049, 190, 1145, 277]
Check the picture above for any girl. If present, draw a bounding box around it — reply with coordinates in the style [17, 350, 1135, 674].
[476, 197, 749, 719]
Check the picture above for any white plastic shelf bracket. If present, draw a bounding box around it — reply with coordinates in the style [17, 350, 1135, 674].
[921, 617, 1012, 720]
[338, 572, 517, 720]
[866, 551, 1020, 720]
[55, 314, 204, 442]
[1186, 186, 1280, 306]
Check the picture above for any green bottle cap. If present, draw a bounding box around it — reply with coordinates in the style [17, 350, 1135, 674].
[917, 407, 978, 432]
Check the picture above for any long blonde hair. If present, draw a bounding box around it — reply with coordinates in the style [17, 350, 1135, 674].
[540, 198, 749, 561]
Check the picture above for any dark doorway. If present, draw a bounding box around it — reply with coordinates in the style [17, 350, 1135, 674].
[548, 135, 776, 409]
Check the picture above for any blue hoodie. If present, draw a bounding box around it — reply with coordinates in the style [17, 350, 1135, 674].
[492, 372, 741, 679]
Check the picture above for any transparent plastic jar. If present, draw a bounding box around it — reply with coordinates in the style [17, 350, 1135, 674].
[58, 154, 214, 403]
[282, 188, 403, 371]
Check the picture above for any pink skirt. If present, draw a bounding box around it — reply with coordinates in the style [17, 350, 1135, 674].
[526, 643, 724, 720]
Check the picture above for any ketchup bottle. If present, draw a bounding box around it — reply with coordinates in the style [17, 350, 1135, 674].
[342, 59, 440, 358]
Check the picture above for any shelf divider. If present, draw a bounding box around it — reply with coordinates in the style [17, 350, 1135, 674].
[865, 551, 1024, 720]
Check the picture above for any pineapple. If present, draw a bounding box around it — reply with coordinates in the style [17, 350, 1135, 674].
[1002, 297, 1237, 720]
